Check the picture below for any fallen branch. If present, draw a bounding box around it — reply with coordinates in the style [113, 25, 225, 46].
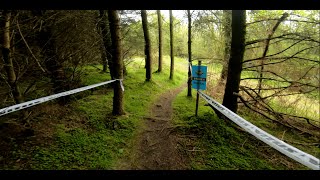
[240, 86, 320, 127]
[236, 91, 320, 138]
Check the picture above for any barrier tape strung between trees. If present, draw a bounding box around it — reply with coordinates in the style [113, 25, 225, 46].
[197, 90, 320, 170]
[1, 77, 318, 169]
[0, 79, 124, 117]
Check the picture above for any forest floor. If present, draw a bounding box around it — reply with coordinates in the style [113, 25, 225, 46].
[0, 57, 317, 170]
[117, 84, 190, 170]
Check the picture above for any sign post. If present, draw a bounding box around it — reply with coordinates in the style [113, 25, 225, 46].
[191, 61, 207, 116]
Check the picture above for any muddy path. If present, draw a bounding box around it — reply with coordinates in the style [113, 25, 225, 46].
[117, 84, 188, 170]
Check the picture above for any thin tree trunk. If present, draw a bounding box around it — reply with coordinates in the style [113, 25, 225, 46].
[37, 11, 69, 104]
[99, 10, 114, 78]
[220, 10, 232, 81]
[108, 10, 125, 115]
[123, 64, 128, 76]
[98, 10, 108, 72]
[40, 28, 68, 97]
[141, 10, 152, 82]
[187, 10, 192, 97]
[222, 10, 246, 113]
[157, 10, 163, 73]
[169, 10, 174, 80]
[101, 44, 108, 72]
[1, 10, 24, 104]
[257, 13, 289, 95]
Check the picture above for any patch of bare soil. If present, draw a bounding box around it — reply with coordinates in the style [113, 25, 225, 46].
[118, 84, 189, 170]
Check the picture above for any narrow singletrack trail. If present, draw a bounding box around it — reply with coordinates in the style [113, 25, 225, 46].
[117, 84, 188, 170]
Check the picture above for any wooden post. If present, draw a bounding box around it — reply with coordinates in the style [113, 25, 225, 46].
[195, 60, 201, 116]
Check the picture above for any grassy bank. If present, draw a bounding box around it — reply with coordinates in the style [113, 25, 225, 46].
[172, 88, 308, 169]
[4, 56, 187, 170]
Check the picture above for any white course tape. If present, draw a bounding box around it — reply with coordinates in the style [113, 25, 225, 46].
[189, 63, 192, 74]
[197, 90, 320, 170]
[118, 79, 124, 92]
[0, 79, 121, 117]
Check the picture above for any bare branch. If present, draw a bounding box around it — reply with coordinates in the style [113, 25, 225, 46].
[263, 39, 308, 58]
[241, 85, 319, 105]
[246, 37, 291, 49]
[237, 93, 296, 130]
[16, 19, 46, 73]
[245, 38, 306, 63]
[241, 77, 318, 88]
[257, 13, 289, 94]
[23, 80, 37, 96]
[246, 18, 279, 26]
[246, 18, 320, 26]
[237, 89, 320, 136]
[246, 32, 320, 46]
[283, 140, 320, 147]
[243, 45, 320, 68]
[285, 19, 320, 24]
[278, 112, 320, 127]
[239, 86, 277, 111]
[243, 69, 288, 81]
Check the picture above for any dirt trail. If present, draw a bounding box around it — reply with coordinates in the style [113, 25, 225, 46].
[118, 84, 188, 170]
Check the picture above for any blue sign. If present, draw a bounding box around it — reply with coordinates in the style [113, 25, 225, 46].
[192, 65, 207, 90]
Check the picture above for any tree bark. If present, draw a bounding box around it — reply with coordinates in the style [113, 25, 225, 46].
[187, 10, 192, 97]
[157, 10, 163, 73]
[37, 11, 69, 104]
[98, 10, 108, 72]
[257, 13, 289, 95]
[108, 10, 125, 115]
[99, 10, 114, 78]
[141, 10, 152, 82]
[222, 10, 246, 113]
[220, 10, 232, 81]
[1, 10, 24, 105]
[169, 10, 174, 80]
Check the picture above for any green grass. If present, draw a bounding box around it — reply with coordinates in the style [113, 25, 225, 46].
[3, 56, 317, 170]
[27, 56, 188, 170]
[172, 88, 308, 170]
[238, 106, 320, 160]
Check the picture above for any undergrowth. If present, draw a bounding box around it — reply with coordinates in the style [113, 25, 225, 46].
[24, 56, 187, 170]
[173, 88, 308, 170]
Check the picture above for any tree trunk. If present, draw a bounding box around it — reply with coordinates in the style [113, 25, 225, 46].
[220, 10, 232, 81]
[37, 11, 69, 104]
[99, 10, 114, 78]
[100, 42, 108, 72]
[141, 10, 152, 82]
[187, 10, 192, 97]
[97, 10, 108, 72]
[40, 28, 69, 100]
[257, 13, 289, 95]
[169, 10, 174, 80]
[1, 10, 24, 105]
[222, 10, 246, 113]
[157, 10, 163, 73]
[108, 10, 125, 115]
[123, 64, 128, 76]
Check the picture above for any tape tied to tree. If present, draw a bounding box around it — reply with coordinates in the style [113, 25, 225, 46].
[0, 79, 123, 117]
[115, 79, 124, 92]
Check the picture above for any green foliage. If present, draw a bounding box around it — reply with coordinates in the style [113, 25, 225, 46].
[31, 127, 122, 169]
[1, 10, 318, 171]
[81, 66, 112, 85]
[27, 56, 187, 170]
